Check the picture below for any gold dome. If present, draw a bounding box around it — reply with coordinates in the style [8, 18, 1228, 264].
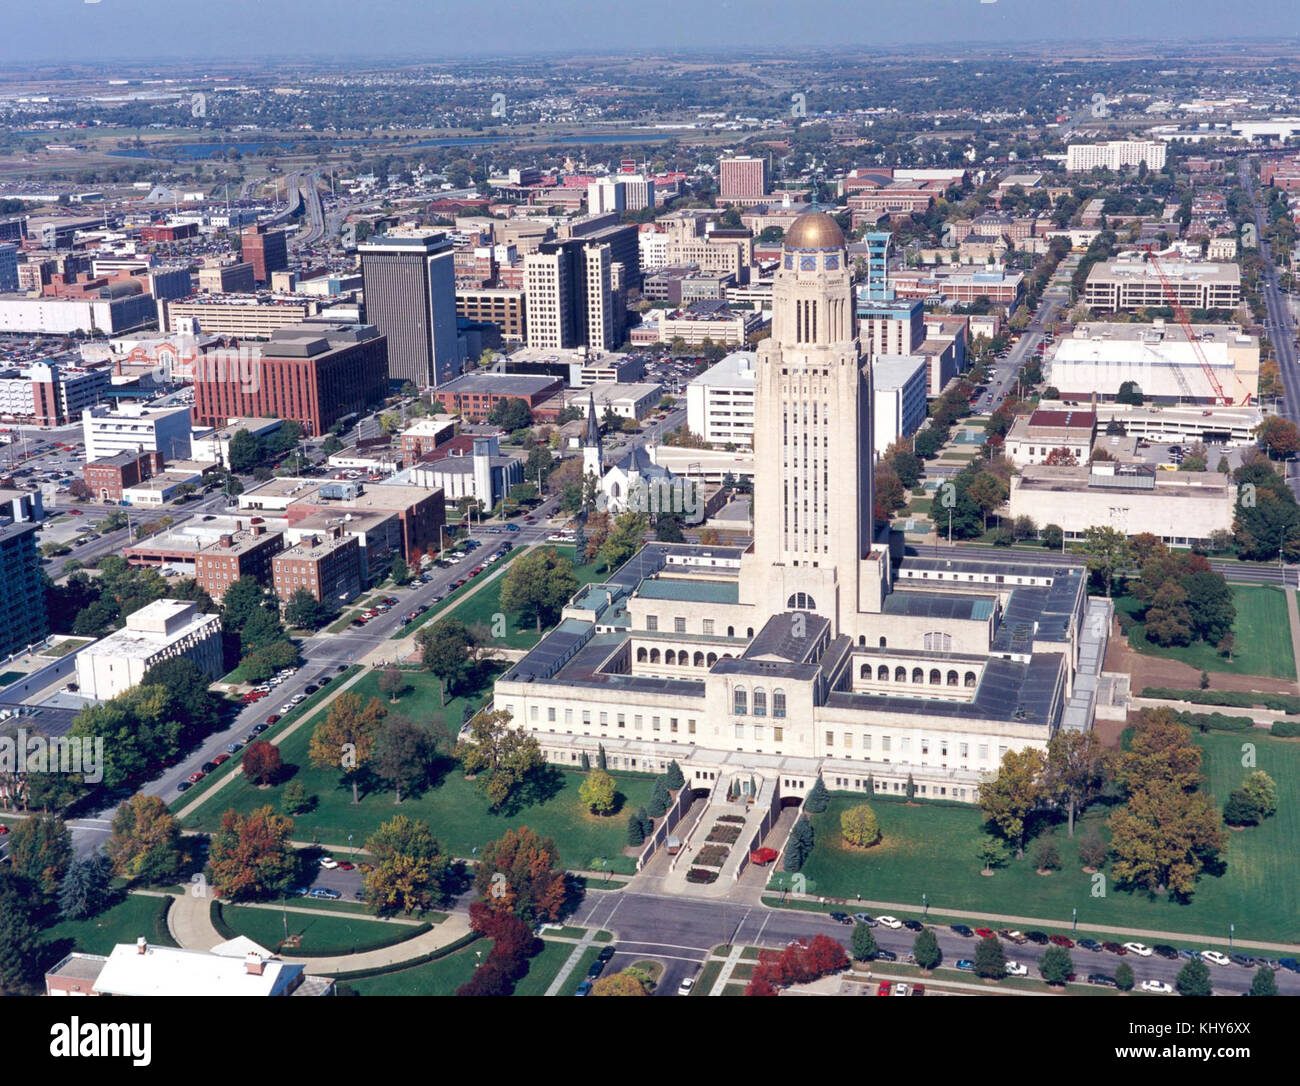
[783, 210, 845, 250]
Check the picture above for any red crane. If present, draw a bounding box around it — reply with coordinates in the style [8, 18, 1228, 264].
[1146, 252, 1245, 406]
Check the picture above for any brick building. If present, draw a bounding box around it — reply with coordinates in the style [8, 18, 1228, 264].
[83, 450, 165, 501]
[240, 225, 288, 285]
[272, 526, 362, 604]
[432, 372, 562, 422]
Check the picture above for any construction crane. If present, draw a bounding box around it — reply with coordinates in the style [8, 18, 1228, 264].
[1146, 252, 1246, 406]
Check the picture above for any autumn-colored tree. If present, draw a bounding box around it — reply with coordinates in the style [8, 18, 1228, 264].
[7, 813, 71, 900]
[840, 803, 881, 849]
[578, 768, 617, 815]
[1107, 782, 1224, 898]
[1117, 708, 1203, 794]
[362, 814, 451, 914]
[208, 806, 298, 901]
[242, 739, 282, 786]
[472, 825, 567, 924]
[1043, 446, 1078, 466]
[1044, 729, 1115, 837]
[591, 970, 651, 996]
[106, 794, 183, 884]
[455, 707, 544, 810]
[978, 747, 1048, 857]
[1256, 414, 1300, 459]
[307, 691, 386, 803]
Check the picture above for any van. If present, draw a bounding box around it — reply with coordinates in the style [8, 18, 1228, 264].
[665, 835, 682, 855]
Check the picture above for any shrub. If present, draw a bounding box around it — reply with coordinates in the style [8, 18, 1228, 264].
[840, 804, 881, 849]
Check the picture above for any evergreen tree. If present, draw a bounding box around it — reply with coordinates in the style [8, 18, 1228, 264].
[626, 813, 645, 847]
[906, 773, 916, 800]
[866, 773, 875, 795]
[648, 777, 671, 818]
[1176, 957, 1213, 997]
[783, 816, 814, 872]
[1250, 965, 1278, 997]
[597, 744, 607, 770]
[1115, 962, 1135, 991]
[58, 855, 113, 921]
[804, 775, 829, 814]
[0, 870, 40, 993]
[580, 751, 590, 771]
[974, 934, 1007, 979]
[665, 760, 685, 791]
[851, 922, 879, 962]
[913, 927, 942, 970]
[636, 806, 653, 837]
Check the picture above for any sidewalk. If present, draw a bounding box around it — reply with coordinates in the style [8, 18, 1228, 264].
[1285, 588, 1300, 697]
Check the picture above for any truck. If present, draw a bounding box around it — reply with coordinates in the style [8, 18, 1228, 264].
[665, 835, 682, 855]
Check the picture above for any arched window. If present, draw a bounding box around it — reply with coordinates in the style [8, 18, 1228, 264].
[722, 653, 734, 660]
[772, 689, 787, 718]
[733, 687, 747, 715]
[727, 626, 735, 638]
[947, 670, 959, 686]
[746, 627, 755, 638]
[929, 669, 942, 685]
[877, 665, 889, 681]
[858, 635, 866, 647]
[860, 663, 871, 680]
[649, 648, 661, 664]
[786, 592, 816, 611]
[753, 687, 767, 716]
[879, 636, 887, 648]
[665, 650, 677, 666]
[693, 651, 705, 667]
[895, 666, 907, 683]
[965, 671, 977, 688]
[636, 647, 647, 662]
[706, 652, 718, 666]
[912, 668, 924, 684]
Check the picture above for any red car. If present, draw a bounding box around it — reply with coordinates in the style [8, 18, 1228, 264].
[265, 714, 281, 725]
[0, 824, 9, 835]
[749, 847, 779, 866]
[212, 753, 229, 766]
[1049, 935, 1075, 948]
[186, 771, 205, 783]
[337, 861, 355, 871]
[876, 981, 892, 996]
[974, 927, 995, 939]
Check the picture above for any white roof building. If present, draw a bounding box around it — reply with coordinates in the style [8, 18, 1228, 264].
[686, 351, 756, 446]
[74, 598, 223, 701]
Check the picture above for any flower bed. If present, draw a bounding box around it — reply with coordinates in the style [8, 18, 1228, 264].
[717, 814, 746, 825]
[686, 867, 719, 884]
[695, 844, 730, 867]
[706, 824, 742, 845]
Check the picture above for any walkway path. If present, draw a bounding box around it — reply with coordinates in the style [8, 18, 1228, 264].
[1285, 586, 1300, 697]
[545, 928, 598, 996]
[708, 944, 746, 996]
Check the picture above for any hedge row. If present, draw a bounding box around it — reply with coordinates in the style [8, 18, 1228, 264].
[1271, 721, 1300, 738]
[1172, 711, 1256, 733]
[1141, 687, 1300, 714]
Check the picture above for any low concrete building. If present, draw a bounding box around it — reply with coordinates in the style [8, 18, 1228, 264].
[560, 381, 664, 421]
[1087, 401, 1263, 446]
[408, 435, 522, 508]
[191, 417, 283, 466]
[1008, 461, 1236, 546]
[686, 351, 756, 447]
[1004, 408, 1098, 467]
[872, 355, 928, 457]
[74, 598, 222, 701]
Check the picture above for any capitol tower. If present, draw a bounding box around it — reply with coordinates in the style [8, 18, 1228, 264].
[739, 210, 891, 636]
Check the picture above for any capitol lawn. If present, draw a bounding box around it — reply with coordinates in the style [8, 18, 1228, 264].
[181, 668, 653, 874]
[780, 730, 1300, 943]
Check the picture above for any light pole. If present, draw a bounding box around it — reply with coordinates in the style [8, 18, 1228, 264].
[1229, 923, 1234, 953]
[922, 892, 928, 921]
[1071, 907, 1077, 935]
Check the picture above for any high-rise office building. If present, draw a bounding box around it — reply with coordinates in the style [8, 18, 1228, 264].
[358, 231, 460, 388]
[0, 490, 47, 658]
[239, 225, 288, 285]
[720, 156, 769, 200]
[524, 240, 624, 353]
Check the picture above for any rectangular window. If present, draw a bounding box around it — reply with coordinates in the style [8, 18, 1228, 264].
[882, 736, 892, 752]
[674, 617, 686, 634]
[978, 743, 989, 760]
[669, 718, 677, 733]
[547, 707, 556, 723]
[582, 711, 591, 725]
[564, 708, 573, 725]
[901, 737, 911, 753]
[529, 705, 538, 721]
[774, 727, 783, 743]
[960, 742, 969, 758]
[825, 731, 834, 746]
[617, 714, 626, 729]
[600, 712, 608, 726]
[844, 733, 853, 749]
[734, 723, 744, 739]
[702, 619, 714, 635]
[646, 615, 658, 631]
[688, 720, 696, 735]
[863, 734, 872, 750]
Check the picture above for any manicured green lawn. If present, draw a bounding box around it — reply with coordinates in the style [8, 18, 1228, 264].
[182, 670, 653, 873]
[782, 732, 1300, 943]
[394, 545, 531, 640]
[440, 546, 606, 650]
[560, 946, 602, 994]
[216, 904, 429, 956]
[340, 940, 487, 995]
[41, 893, 176, 957]
[511, 938, 579, 997]
[1119, 585, 1296, 680]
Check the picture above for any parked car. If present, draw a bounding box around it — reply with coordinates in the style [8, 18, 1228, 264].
[1123, 942, 1153, 957]
[1004, 962, 1028, 977]
[873, 949, 898, 962]
[176, 780, 191, 792]
[974, 927, 995, 939]
[212, 754, 229, 766]
[1024, 931, 1050, 945]
[676, 977, 695, 996]
[319, 857, 339, 870]
[903, 920, 925, 932]
[1201, 950, 1231, 967]
[876, 915, 902, 929]
[950, 924, 974, 937]
[186, 771, 205, 783]
[998, 929, 1027, 944]
[574, 980, 593, 997]
[876, 981, 892, 996]
[586, 959, 605, 979]
[597, 946, 616, 963]
[309, 888, 341, 900]
[1102, 942, 1127, 955]
[1151, 944, 1179, 960]
[828, 912, 853, 925]
[200, 761, 217, 773]
[1140, 979, 1174, 994]
[1277, 957, 1300, 973]
[853, 913, 878, 927]
[1049, 935, 1075, 948]
[955, 959, 975, 971]
[1087, 973, 1118, 988]
[258, 720, 275, 730]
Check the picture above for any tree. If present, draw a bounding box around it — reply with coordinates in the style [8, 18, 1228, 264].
[488, 397, 533, 432]
[804, 775, 829, 814]
[307, 692, 385, 803]
[1256, 415, 1300, 459]
[851, 922, 879, 962]
[372, 715, 437, 803]
[598, 511, 648, 571]
[0, 870, 40, 994]
[378, 667, 410, 703]
[220, 575, 269, 633]
[417, 618, 477, 704]
[499, 548, 578, 633]
[208, 806, 298, 901]
[455, 707, 544, 811]
[1042, 523, 1064, 551]
[1039, 945, 1074, 986]
[1175, 956, 1213, 996]
[974, 934, 1007, 979]
[978, 837, 1009, 874]
[1043, 447, 1078, 467]
[1118, 709, 1203, 794]
[8, 813, 72, 901]
[242, 739, 282, 786]
[665, 760, 685, 791]
[390, 556, 411, 585]
[472, 826, 567, 924]
[1082, 525, 1131, 598]
[1223, 789, 1261, 826]
[840, 804, 881, 849]
[1144, 580, 1194, 646]
[283, 587, 330, 630]
[107, 795, 183, 884]
[591, 970, 652, 996]
[1241, 770, 1278, 818]
[1079, 830, 1107, 871]
[979, 747, 1047, 857]
[281, 780, 311, 815]
[227, 428, 261, 473]
[597, 744, 607, 770]
[1045, 729, 1115, 837]
[1250, 965, 1278, 997]
[1116, 380, 1144, 406]
[58, 855, 113, 921]
[648, 777, 671, 818]
[626, 812, 646, 846]
[363, 815, 451, 914]
[580, 751, 590, 771]
[1108, 783, 1224, 898]
[967, 471, 1006, 530]
[1114, 961, 1135, 991]
[913, 927, 942, 970]
[1182, 571, 1236, 646]
[1033, 838, 1061, 871]
[783, 815, 814, 872]
[579, 768, 617, 815]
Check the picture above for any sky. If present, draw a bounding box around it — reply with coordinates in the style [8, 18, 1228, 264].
[1, 0, 1297, 65]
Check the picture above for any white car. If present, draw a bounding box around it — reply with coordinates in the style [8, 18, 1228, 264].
[875, 915, 902, 929]
[677, 977, 695, 996]
[1201, 950, 1231, 967]
[1123, 942, 1153, 957]
[1140, 979, 1173, 994]
[1004, 961, 1028, 977]
[279, 704, 293, 714]
[318, 857, 339, 870]
[890, 982, 910, 995]
[290, 694, 306, 705]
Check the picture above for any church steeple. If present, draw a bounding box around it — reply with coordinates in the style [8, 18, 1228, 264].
[585, 388, 601, 448]
[582, 388, 603, 480]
